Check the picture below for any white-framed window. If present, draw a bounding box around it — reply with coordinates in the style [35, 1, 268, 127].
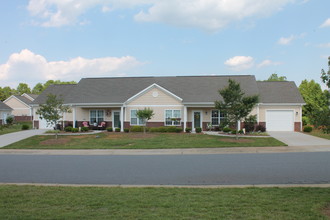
[165, 110, 181, 126]
[90, 110, 104, 124]
[130, 109, 146, 125]
[211, 110, 226, 126]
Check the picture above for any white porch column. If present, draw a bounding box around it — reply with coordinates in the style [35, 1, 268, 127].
[257, 104, 260, 123]
[120, 106, 124, 132]
[183, 106, 187, 131]
[72, 106, 76, 128]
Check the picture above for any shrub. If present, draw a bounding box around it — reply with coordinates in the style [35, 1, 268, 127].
[175, 128, 183, 133]
[185, 127, 192, 133]
[130, 126, 143, 132]
[21, 124, 29, 130]
[81, 127, 89, 132]
[115, 128, 120, 132]
[124, 128, 129, 133]
[64, 126, 73, 132]
[167, 126, 178, 133]
[256, 124, 266, 132]
[6, 116, 13, 125]
[223, 127, 231, 133]
[231, 130, 237, 134]
[238, 129, 244, 134]
[71, 128, 79, 133]
[303, 126, 313, 133]
[244, 115, 257, 132]
[195, 127, 202, 133]
[106, 127, 113, 132]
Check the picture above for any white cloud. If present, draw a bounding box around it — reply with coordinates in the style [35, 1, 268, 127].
[27, 0, 294, 30]
[277, 33, 305, 45]
[320, 18, 330, 28]
[318, 43, 330, 48]
[224, 56, 254, 71]
[257, 59, 281, 68]
[0, 49, 143, 87]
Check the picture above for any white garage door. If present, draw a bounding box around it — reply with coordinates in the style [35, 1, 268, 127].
[266, 110, 294, 131]
[39, 118, 54, 129]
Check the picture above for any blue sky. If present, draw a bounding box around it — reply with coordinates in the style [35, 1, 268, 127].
[0, 0, 329, 89]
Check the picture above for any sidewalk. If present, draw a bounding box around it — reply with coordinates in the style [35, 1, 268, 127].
[1, 145, 330, 155]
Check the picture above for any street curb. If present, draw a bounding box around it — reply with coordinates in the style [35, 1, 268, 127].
[1, 182, 330, 188]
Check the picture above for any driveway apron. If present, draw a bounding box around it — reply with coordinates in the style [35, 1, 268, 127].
[268, 131, 330, 146]
[0, 129, 47, 148]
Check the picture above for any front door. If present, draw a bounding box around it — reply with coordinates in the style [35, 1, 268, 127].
[112, 111, 120, 129]
[192, 111, 202, 131]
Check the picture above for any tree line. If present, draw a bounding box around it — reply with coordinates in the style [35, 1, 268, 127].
[0, 80, 77, 101]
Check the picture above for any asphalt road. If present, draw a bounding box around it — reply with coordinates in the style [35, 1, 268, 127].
[1, 152, 330, 185]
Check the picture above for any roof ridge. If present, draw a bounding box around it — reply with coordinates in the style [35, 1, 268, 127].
[81, 75, 254, 80]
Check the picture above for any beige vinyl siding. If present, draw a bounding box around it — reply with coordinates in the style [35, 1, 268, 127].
[259, 105, 302, 122]
[128, 87, 182, 106]
[5, 97, 31, 116]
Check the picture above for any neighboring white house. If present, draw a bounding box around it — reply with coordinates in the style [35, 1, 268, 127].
[31, 75, 305, 131]
[0, 101, 13, 125]
[4, 93, 38, 121]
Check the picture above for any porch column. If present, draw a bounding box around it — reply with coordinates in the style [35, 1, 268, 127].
[72, 106, 76, 128]
[120, 106, 124, 132]
[183, 106, 187, 131]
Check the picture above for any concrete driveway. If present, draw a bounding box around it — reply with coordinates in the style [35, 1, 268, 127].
[0, 129, 48, 148]
[268, 131, 330, 146]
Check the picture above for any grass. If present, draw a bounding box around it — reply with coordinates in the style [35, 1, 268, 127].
[0, 121, 32, 135]
[305, 129, 330, 140]
[0, 185, 329, 219]
[2, 132, 286, 149]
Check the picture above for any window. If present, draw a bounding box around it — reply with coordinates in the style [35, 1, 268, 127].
[90, 110, 104, 124]
[130, 110, 145, 125]
[211, 110, 219, 125]
[165, 110, 181, 126]
[211, 110, 226, 126]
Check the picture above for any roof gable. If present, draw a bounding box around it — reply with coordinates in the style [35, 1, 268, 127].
[0, 101, 13, 111]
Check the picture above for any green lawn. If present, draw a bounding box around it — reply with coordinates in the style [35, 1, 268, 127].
[2, 132, 286, 149]
[306, 129, 330, 140]
[0, 185, 329, 219]
[0, 121, 32, 135]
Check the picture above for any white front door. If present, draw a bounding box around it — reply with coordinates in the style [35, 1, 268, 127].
[192, 111, 202, 131]
[266, 110, 294, 131]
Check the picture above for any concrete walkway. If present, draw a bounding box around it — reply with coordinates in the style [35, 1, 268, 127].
[0, 129, 48, 148]
[268, 131, 330, 146]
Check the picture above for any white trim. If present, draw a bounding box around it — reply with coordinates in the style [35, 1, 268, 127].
[164, 109, 182, 126]
[300, 107, 303, 131]
[192, 110, 203, 131]
[89, 109, 105, 126]
[120, 107, 124, 132]
[72, 106, 76, 128]
[4, 95, 31, 108]
[66, 103, 123, 107]
[129, 109, 145, 126]
[126, 104, 183, 107]
[183, 106, 187, 131]
[10, 107, 30, 110]
[259, 103, 305, 106]
[257, 104, 260, 123]
[125, 83, 183, 104]
[21, 93, 35, 101]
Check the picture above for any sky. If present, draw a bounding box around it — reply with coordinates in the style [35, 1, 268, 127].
[0, 0, 329, 90]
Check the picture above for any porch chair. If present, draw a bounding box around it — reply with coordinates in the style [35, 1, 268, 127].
[98, 121, 106, 130]
[82, 121, 89, 127]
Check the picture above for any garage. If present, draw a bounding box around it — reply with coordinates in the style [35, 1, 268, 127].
[266, 110, 294, 131]
[38, 117, 55, 129]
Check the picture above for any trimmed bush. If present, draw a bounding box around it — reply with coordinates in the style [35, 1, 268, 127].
[124, 128, 129, 133]
[115, 128, 121, 132]
[130, 126, 144, 132]
[71, 128, 79, 133]
[303, 126, 313, 133]
[106, 127, 113, 132]
[6, 116, 14, 125]
[185, 127, 192, 133]
[81, 127, 89, 132]
[231, 130, 237, 134]
[21, 124, 29, 130]
[64, 126, 73, 132]
[195, 127, 202, 133]
[256, 124, 266, 132]
[238, 129, 244, 134]
[175, 128, 183, 133]
[223, 127, 231, 133]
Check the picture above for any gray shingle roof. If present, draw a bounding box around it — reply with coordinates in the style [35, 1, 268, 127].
[66, 75, 259, 104]
[257, 81, 305, 104]
[0, 101, 12, 110]
[14, 95, 34, 105]
[31, 84, 77, 105]
[25, 94, 38, 100]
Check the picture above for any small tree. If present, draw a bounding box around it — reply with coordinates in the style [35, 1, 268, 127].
[136, 108, 154, 134]
[321, 56, 330, 88]
[36, 94, 71, 139]
[215, 79, 259, 139]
